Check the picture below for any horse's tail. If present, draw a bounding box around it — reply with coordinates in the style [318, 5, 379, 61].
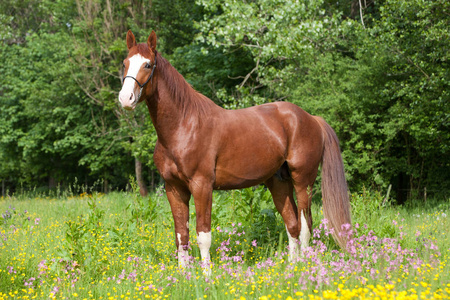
[315, 116, 352, 249]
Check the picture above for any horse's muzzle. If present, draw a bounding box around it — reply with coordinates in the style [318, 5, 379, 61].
[118, 90, 137, 111]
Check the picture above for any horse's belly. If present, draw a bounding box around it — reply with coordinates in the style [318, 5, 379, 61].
[213, 150, 285, 190]
[212, 104, 292, 189]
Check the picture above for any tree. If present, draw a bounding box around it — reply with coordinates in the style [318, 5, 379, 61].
[0, 0, 95, 190]
[196, 0, 449, 200]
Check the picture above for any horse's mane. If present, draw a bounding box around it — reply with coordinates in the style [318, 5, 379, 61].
[155, 52, 218, 118]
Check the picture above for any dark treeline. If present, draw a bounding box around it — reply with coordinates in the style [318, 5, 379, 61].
[0, 0, 448, 202]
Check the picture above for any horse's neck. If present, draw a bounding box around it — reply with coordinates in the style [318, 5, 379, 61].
[145, 65, 219, 146]
[145, 79, 181, 145]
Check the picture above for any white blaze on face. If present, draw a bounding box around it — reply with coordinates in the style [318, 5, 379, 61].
[119, 54, 150, 110]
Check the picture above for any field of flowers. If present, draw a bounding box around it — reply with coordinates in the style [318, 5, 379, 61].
[0, 187, 449, 299]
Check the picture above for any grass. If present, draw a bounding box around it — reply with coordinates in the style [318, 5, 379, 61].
[0, 187, 449, 299]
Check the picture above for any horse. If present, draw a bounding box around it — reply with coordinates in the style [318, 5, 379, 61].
[118, 30, 351, 272]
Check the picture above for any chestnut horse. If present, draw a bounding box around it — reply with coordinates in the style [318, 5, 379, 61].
[118, 30, 351, 272]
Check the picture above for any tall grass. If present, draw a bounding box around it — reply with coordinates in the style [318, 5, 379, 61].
[0, 187, 449, 299]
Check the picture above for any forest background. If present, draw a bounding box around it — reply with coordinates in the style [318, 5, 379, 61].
[0, 0, 448, 204]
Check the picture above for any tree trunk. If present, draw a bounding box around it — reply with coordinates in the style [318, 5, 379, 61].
[49, 176, 57, 189]
[103, 172, 109, 194]
[150, 167, 155, 190]
[135, 157, 148, 197]
[350, 0, 360, 18]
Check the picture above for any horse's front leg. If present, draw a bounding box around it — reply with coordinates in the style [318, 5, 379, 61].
[166, 183, 191, 268]
[190, 179, 213, 275]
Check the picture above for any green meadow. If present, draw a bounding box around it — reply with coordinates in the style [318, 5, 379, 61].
[0, 187, 449, 299]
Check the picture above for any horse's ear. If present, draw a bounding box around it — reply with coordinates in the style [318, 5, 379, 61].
[147, 30, 157, 53]
[126, 30, 137, 50]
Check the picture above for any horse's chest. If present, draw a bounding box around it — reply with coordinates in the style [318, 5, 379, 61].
[154, 144, 211, 183]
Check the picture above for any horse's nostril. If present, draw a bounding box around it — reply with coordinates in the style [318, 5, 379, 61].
[129, 93, 133, 100]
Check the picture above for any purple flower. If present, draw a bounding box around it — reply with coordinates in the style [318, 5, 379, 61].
[128, 271, 137, 282]
[118, 269, 125, 280]
[341, 223, 351, 231]
[252, 240, 257, 247]
[313, 228, 321, 239]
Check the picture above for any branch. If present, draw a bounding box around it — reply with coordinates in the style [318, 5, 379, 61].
[239, 56, 260, 88]
[359, 0, 365, 29]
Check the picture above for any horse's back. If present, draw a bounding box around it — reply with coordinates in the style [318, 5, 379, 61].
[213, 101, 321, 189]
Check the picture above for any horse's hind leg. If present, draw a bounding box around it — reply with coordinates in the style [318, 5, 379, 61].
[265, 175, 300, 261]
[290, 168, 319, 250]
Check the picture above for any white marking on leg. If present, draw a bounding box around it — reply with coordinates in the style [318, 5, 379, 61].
[177, 233, 189, 268]
[285, 226, 300, 262]
[300, 210, 311, 250]
[197, 231, 211, 275]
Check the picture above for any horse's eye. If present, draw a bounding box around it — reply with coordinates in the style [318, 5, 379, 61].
[144, 63, 151, 69]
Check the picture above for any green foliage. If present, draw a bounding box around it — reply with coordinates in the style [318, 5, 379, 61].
[349, 188, 398, 239]
[0, 206, 30, 230]
[197, 0, 449, 200]
[211, 186, 286, 254]
[125, 176, 169, 225]
[1, 192, 449, 298]
[0, 0, 448, 203]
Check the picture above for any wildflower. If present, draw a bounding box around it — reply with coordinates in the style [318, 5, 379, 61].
[117, 269, 126, 283]
[341, 223, 351, 231]
[128, 271, 137, 282]
[313, 228, 320, 239]
[252, 240, 257, 247]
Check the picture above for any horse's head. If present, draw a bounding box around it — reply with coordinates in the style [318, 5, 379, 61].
[119, 30, 157, 110]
